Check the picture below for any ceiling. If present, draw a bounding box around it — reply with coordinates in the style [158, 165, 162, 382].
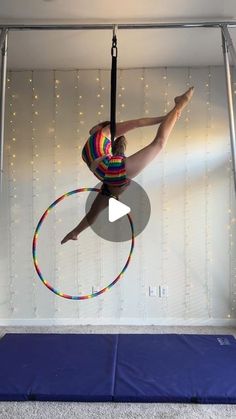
[0, 0, 236, 69]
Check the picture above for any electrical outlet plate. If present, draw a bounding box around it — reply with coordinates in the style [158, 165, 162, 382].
[149, 286, 157, 297]
[159, 285, 168, 298]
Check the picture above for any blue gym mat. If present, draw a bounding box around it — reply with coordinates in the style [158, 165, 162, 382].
[0, 333, 236, 403]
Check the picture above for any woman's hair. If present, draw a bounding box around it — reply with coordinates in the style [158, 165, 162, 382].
[100, 120, 110, 129]
[112, 136, 127, 156]
[90, 120, 110, 134]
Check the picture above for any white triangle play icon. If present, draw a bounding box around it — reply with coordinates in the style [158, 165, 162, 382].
[108, 198, 131, 222]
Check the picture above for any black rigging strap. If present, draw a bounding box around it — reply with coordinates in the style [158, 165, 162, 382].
[110, 26, 118, 154]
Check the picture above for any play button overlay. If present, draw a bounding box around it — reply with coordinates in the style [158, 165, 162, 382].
[109, 198, 130, 222]
[85, 179, 151, 242]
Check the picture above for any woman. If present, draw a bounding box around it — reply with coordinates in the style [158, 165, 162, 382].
[61, 86, 194, 244]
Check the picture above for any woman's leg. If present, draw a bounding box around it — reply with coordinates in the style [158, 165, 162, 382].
[61, 192, 109, 244]
[125, 87, 194, 179]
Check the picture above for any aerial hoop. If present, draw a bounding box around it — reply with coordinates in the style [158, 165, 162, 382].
[32, 187, 135, 300]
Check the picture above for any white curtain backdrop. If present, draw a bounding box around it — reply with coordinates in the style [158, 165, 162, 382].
[0, 66, 236, 325]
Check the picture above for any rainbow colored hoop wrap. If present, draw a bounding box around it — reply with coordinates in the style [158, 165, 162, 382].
[32, 187, 135, 300]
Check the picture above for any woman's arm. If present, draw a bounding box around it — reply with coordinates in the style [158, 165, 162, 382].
[102, 116, 165, 138]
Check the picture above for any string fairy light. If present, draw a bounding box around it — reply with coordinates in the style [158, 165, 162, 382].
[183, 67, 193, 320]
[117, 68, 126, 124]
[74, 69, 82, 318]
[75, 69, 84, 178]
[76, 70, 93, 308]
[136, 67, 148, 321]
[115, 68, 126, 317]
[204, 67, 213, 318]
[85, 73, 103, 313]
[10, 71, 22, 316]
[30, 69, 40, 317]
[94, 69, 104, 318]
[53, 70, 61, 316]
[7, 71, 18, 316]
[96, 69, 106, 123]
[160, 66, 169, 318]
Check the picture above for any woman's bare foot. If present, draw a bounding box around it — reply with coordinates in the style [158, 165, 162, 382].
[174, 87, 194, 110]
[61, 229, 79, 244]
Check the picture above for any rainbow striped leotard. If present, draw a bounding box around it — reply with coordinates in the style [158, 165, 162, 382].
[82, 129, 129, 187]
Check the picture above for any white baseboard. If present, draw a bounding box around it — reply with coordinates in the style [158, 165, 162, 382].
[0, 317, 236, 327]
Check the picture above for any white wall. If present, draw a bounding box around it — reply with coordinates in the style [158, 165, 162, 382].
[0, 66, 236, 326]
